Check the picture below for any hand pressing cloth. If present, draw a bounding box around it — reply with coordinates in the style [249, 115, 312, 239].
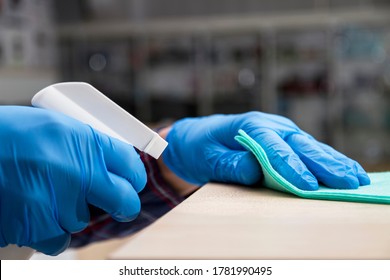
[235, 130, 390, 204]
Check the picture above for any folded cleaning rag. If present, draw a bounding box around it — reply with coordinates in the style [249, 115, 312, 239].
[235, 129, 390, 204]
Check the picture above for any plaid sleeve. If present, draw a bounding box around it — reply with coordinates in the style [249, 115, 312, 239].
[69, 152, 185, 248]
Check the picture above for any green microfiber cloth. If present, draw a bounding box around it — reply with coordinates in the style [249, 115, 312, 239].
[235, 129, 390, 204]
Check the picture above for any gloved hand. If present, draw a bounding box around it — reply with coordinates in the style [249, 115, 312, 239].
[0, 106, 146, 255]
[163, 111, 370, 190]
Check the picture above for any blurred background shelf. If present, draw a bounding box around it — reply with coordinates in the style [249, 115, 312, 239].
[57, 8, 390, 37]
[0, 69, 57, 104]
[1, 0, 390, 170]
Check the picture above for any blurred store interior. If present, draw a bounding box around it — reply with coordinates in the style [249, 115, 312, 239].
[0, 0, 390, 171]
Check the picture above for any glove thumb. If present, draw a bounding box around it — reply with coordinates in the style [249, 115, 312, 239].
[213, 150, 262, 185]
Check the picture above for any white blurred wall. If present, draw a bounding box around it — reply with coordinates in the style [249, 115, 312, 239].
[0, 0, 58, 105]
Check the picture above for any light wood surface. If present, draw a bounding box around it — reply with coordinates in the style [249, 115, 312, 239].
[76, 237, 133, 260]
[110, 183, 390, 259]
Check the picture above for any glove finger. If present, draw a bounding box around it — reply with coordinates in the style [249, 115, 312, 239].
[315, 141, 371, 186]
[287, 133, 360, 189]
[31, 233, 71, 256]
[251, 130, 319, 191]
[1, 194, 71, 256]
[57, 193, 90, 233]
[94, 130, 147, 193]
[214, 149, 262, 185]
[87, 171, 141, 222]
[28, 205, 71, 256]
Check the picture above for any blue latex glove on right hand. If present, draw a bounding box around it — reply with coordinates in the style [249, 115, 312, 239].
[163, 112, 370, 190]
[0, 106, 146, 255]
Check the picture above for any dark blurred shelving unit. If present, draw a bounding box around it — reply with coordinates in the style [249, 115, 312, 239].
[54, 1, 390, 170]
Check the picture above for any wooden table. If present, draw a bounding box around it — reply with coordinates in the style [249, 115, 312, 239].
[110, 183, 390, 259]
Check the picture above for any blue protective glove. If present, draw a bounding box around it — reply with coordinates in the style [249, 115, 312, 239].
[0, 106, 146, 255]
[163, 111, 370, 190]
